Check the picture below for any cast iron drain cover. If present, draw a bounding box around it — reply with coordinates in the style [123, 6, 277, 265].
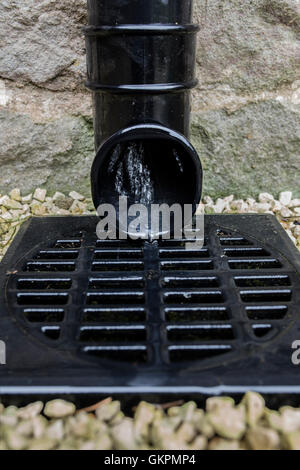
[0, 214, 300, 400]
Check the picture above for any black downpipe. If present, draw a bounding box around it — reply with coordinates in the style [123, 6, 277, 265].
[84, 0, 202, 222]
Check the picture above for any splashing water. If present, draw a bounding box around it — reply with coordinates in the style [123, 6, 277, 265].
[109, 142, 154, 206]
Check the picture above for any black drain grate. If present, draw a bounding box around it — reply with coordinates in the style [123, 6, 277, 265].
[0, 214, 300, 399]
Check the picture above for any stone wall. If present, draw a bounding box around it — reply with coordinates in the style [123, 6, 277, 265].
[0, 0, 299, 198]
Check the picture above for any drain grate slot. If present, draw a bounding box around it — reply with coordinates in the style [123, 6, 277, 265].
[83, 307, 146, 323]
[36, 250, 79, 260]
[82, 345, 148, 362]
[94, 249, 143, 259]
[252, 324, 273, 338]
[224, 247, 269, 257]
[234, 275, 291, 287]
[159, 248, 210, 258]
[79, 326, 147, 342]
[228, 258, 281, 269]
[162, 276, 219, 288]
[240, 289, 292, 302]
[89, 276, 144, 288]
[24, 308, 65, 323]
[25, 261, 76, 272]
[86, 291, 145, 305]
[41, 326, 61, 340]
[17, 278, 72, 290]
[169, 345, 232, 362]
[167, 325, 234, 341]
[17, 292, 69, 305]
[163, 290, 224, 304]
[165, 307, 229, 322]
[96, 239, 143, 248]
[54, 240, 81, 248]
[92, 261, 144, 271]
[246, 305, 288, 320]
[161, 260, 213, 271]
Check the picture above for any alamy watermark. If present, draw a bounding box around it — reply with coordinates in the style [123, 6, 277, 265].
[96, 196, 204, 248]
[291, 340, 300, 365]
[0, 340, 6, 365]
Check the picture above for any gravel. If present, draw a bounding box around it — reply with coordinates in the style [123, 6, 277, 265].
[0, 189, 300, 450]
[0, 394, 299, 450]
[0, 188, 299, 262]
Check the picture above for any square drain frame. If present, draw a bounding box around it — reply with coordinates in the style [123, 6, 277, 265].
[0, 214, 300, 403]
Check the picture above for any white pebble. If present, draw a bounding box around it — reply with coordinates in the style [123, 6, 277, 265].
[293, 225, 300, 237]
[280, 207, 293, 218]
[69, 191, 85, 201]
[44, 399, 75, 418]
[22, 194, 32, 203]
[213, 198, 227, 213]
[258, 193, 274, 203]
[53, 192, 66, 201]
[290, 199, 300, 208]
[253, 202, 271, 213]
[33, 188, 47, 203]
[279, 191, 292, 206]
[9, 188, 21, 201]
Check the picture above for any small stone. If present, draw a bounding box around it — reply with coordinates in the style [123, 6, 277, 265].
[246, 426, 280, 450]
[293, 225, 300, 237]
[33, 188, 47, 202]
[53, 192, 66, 201]
[69, 191, 85, 201]
[70, 199, 86, 214]
[213, 198, 227, 213]
[55, 196, 73, 211]
[283, 431, 300, 450]
[280, 207, 293, 218]
[44, 399, 75, 418]
[0, 195, 9, 206]
[258, 193, 274, 203]
[111, 418, 137, 450]
[3, 198, 23, 210]
[22, 193, 33, 203]
[188, 435, 207, 450]
[279, 191, 292, 206]
[175, 422, 196, 443]
[46, 419, 65, 441]
[253, 202, 271, 213]
[17, 401, 43, 419]
[5, 430, 28, 450]
[203, 196, 214, 206]
[271, 199, 282, 212]
[242, 392, 265, 427]
[52, 207, 71, 216]
[0, 412, 18, 427]
[27, 437, 57, 450]
[134, 401, 156, 443]
[266, 407, 300, 433]
[9, 188, 21, 201]
[208, 404, 246, 440]
[206, 396, 235, 412]
[32, 415, 48, 439]
[15, 420, 34, 437]
[290, 199, 300, 208]
[208, 438, 241, 450]
[30, 203, 48, 216]
[1, 211, 12, 221]
[96, 401, 120, 422]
